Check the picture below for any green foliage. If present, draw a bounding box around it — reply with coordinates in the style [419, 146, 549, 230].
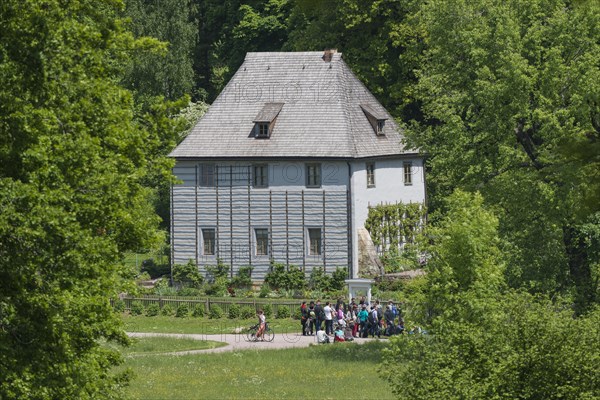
[191, 305, 205, 318]
[160, 304, 174, 317]
[172, 260, 204, 289]
[405, 0, 600, 310]
[114, 299, 126, 313]
[381, 292, 600, 399]
[240, 306, 256, 319]
[262, 303, 273, 319]
[264, 262, 306, 291]
[130, 301, 145, 316]
[206, 258, 230, 283]
[208, 305, 224, 319]
[259, 283, 271, 298]
[145, 303, 160, 317]
[122, 0, 197, 102]
[205, 276, 230, 297]
[331, 267, 348, 291]
[308, 267, 332, 292]
[277, 305, 290, 319]
[175, 304, 190, 318]
[228, 303, 241, 319]
[230, 265, 254, 288]
[141, 258, 170, 279]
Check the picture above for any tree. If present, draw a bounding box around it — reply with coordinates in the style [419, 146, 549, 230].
[381, 292, 600, 399]
[122, 0, 198, 102]
[404, 0, 600, 310]
[0, 0, 167, 397]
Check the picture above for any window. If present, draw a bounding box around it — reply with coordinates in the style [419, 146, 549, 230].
[253, 164, 269, 188]
[403, 162, 413, 185]
[200, 164, 215, 187]
[366, 162, 375, 188]
[308, 228, 322, 256]
[202, 229, 215, 255]
[376, 120, 385, 135]
[255, 228, 269, 256]
[306, 163, 321, 188]
[256, 123, 269, 138]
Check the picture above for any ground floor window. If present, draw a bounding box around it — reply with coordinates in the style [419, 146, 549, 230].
[255, 228, 269, 255]
[308, 228, 322, 256]
[202, 228, 215, 255]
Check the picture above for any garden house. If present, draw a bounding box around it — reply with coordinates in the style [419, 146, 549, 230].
[169, 50, 426, 281]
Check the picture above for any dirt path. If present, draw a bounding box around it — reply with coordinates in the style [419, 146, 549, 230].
[127, 332, 376, 355]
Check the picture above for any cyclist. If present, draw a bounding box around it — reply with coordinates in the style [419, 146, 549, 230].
[256, 309, 266, 340]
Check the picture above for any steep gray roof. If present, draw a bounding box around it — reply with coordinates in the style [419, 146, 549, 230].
[170, 51, 417, 159]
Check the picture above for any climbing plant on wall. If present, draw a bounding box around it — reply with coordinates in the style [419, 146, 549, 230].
[365, 202, 426, 249]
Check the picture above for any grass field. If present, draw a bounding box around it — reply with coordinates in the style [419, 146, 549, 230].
[121, 338, 393, 400]
[122, 314, 303, 335]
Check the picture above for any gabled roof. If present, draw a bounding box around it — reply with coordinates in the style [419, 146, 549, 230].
[170, 51, 417, 159]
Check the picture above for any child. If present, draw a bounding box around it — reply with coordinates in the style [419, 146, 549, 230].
[334, 324, 345, 342]
[256, 309, 266, 340]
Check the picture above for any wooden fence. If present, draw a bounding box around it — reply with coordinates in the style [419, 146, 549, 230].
[119, 295, 316, 316]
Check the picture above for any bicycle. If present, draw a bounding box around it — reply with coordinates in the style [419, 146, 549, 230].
[245, 323, 274, 342]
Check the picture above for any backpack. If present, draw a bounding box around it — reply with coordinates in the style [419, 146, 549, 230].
[368, 310, 376, 324]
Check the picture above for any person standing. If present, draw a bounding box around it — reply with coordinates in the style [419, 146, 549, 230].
[358, 305, 369, 338]
[314, 300, 325, 332]
[300, 301, 308, 336]
[323, 302, 334, 335]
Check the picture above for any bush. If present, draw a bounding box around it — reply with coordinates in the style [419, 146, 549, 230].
[308, 267, 332, 292]
[141, 258, 170, 279]
[130, 301, 144, 316]
[228, 303, 241, 319]
[259, 283, 271, 298]
[293, 308, 303, 320]
[178, 287, 202, 297]
[264, 262, 306, 291]
[209, 305, 224, 319]
[175, 303, 189, 318]
[113, 299, 125, 313]
[240, 306, 255, 319]
[160, 304, 174, 316]
[205, 276, 229, 297]
[145, 303, 160, 317]
[206, 258, 230, 283]
[331, 266, 348, 291]
[230, 266, 253, 288]
[192, 305, 205, 318]
[277, 305, 290, 319]
[262, 303, 273, 319]
[172, 260, 204, 289]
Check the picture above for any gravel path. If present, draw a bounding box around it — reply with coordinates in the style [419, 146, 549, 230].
[127, 332, 376, 355]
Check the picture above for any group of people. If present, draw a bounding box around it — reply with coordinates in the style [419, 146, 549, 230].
[299, 297, 406, 342]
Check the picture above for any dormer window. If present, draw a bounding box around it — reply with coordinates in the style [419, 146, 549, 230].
[257, 123, 269, 138]
[360, 103, 388, 136]
[253, 102, 284, 139]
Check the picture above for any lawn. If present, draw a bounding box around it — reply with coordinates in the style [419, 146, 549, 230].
[122, 314, 303, 335]
[121, 338, 393, 400]
[123, 337, 227, 356]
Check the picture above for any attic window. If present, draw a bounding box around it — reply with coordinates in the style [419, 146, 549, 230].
[360, 104, 388, 136]
[253, 102, 284, 139]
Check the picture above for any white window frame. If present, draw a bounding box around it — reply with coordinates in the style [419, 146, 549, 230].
[307, 228, 322, 256]
[403, 162, 413, 186]
[306, 163, 322, 188]
[254, 228, 269, 256]
[366, 162, 376, 188]
[201, 228, 216, 255]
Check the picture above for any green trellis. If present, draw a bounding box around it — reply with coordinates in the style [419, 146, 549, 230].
[364, 202, 426, 252]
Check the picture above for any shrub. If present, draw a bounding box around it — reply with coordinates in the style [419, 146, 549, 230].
[209, 305, 224, 319]
[308, 267, 332, 292]
[331, 267, 348, 291]
[145, 303, 160, 317]
[178, 287, 202, 297]
[172, 260, 204, 289]
[192, 305, 205, 318]
[113, 299, 125, 313]
[205, 276, 229, 297]
[230, 266, 253, 288]
[259, 283, 271, 298]
[160, 304, 174, 316]
[141, 258, 170, 279]
[206, 258, 229, 283]
[228, 303, 241, 319]
[240, 306, 255, 319]
[264, 262, 306, 291]
[130, 301, 144, 316]
[175, 303, 189, 318]
[277, 305, 290, 319]
[293, 308, 303, 320]
[262, 303, 273, 319]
